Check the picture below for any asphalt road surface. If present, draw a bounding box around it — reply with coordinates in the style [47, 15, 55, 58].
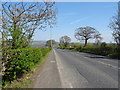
[34, 49, 119, 88]
[34, 51, 61, 88]
[54, 49, 118, 88]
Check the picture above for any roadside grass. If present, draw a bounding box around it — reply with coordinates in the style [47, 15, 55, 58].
[3, 50, 52, 88]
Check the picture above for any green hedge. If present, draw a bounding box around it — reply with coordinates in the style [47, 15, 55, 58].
[80, 45, 117, 56]
[3, 48, 51, 83]
[67, 44, 120, 59]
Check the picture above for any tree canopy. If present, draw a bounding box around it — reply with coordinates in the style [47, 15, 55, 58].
[45, 40, 56, 47]
[1, 2, 56, 49]
[109, 1, 120, 46]
[60, 35, 71, 48]
[75, 26, 102, 47]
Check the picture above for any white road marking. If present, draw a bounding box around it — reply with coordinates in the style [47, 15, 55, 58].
[69, 83, 73, 88]
[53, 49, 74, 88]
[83, 55, 119, 69]
[98, 61, 119, 69]
[53, 49, 89, 88]
[53, 50, 61, 74]
[50, 61, 55, 63]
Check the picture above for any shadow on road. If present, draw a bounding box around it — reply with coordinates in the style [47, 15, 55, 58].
[57, 49, 119, 61]
[84, 53, 119, 61]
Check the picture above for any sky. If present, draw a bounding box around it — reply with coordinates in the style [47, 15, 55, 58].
[33, 2, 118, 43]
[0, 1, 118, 43]
[1, 0, 120, 2]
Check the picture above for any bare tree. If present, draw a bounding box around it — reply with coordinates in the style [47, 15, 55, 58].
[94, 32, 102, 45]
[60, 36, 71, 48]
[109, 1, 120, 46]
[1, 2, 56, 49]
[75, 26, 100, 47]
[1, 2, 56, 78]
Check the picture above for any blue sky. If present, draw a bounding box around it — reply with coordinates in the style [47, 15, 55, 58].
[34, 2, 118, 43]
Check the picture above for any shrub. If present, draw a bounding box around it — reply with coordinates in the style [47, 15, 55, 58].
[2, 48, 51, 84]
[68, 43, 119, 59]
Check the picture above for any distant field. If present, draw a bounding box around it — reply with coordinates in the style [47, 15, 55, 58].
[30, 41, 46, 48]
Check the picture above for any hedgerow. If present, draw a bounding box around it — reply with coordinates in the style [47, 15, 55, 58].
[64, 43, 120, 59]
[2, 48, 51, 84]
[79, 44, 118, 58]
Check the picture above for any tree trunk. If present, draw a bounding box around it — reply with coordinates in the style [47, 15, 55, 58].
[84, 39, 87, 47]
[64, 43, 68, 48]
[12, 22, 17, 49]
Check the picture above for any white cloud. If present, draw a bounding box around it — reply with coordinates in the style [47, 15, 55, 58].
[70, 17, 88, 25]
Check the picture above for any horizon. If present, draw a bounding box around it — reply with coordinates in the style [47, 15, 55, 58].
[31, 40, 116, 44]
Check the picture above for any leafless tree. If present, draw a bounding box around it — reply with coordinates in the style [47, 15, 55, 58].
[109, 1, 120, 46]
[94, 32, 102, 45]
[60, 35, 71, 48]
[1, 2, 56, 76]
[75, 26, 100, 47]
[1, 2, 56, 49]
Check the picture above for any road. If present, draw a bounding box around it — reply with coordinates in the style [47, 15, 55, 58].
[34, 49, 119, 88]
[33, 51, 61, 88]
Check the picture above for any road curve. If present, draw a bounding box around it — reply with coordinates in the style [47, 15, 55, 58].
[53, 49, 118, 88]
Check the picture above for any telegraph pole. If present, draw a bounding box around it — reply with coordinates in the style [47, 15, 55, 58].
[50, 28, 52, 48]
[118, 1, 120, 46]
[118, 1, 120, 24]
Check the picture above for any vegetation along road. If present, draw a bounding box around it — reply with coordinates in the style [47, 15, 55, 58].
[34, 49, 119, 88]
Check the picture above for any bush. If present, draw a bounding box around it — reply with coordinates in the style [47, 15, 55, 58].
[81, 45, 116, 56]
[2, 48, 51, 84]
[67, 43, 119, 59]
[75, 46, 82, 52]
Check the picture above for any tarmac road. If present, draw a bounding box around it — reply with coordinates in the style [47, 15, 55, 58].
[54, 49, 118, 88]
[34, 49, 119, 88]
